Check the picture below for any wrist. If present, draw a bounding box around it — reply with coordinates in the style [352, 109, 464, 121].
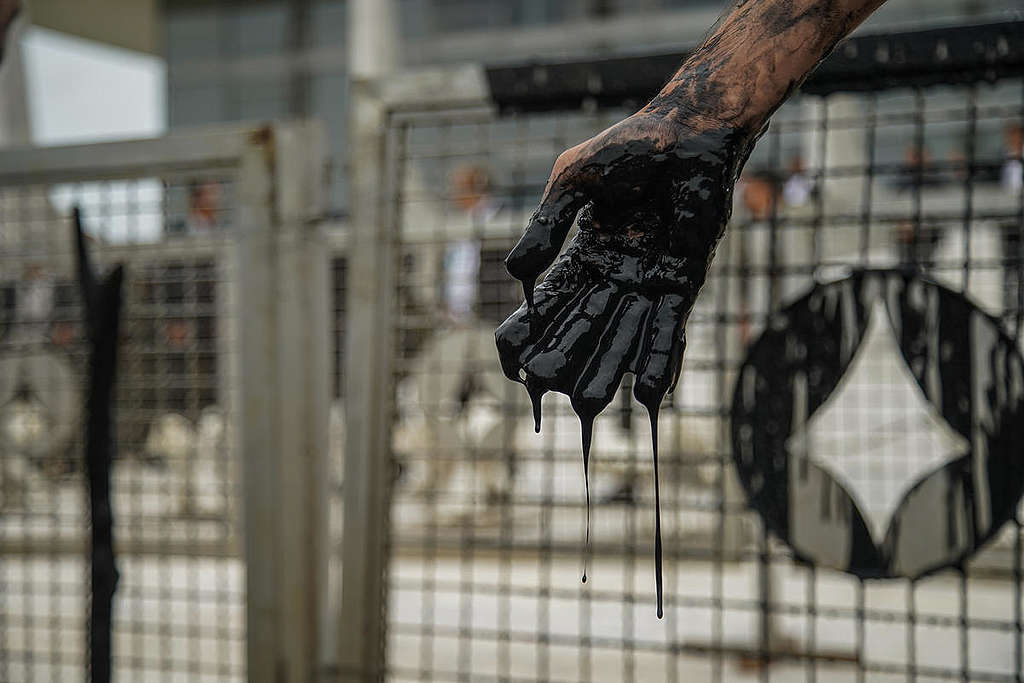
[643, 58, 762, 138]
[641, 90, 757, 145]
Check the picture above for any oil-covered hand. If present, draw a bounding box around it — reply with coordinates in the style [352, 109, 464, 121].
[494, 0, 889, 620]
[496, 111, 757, 421]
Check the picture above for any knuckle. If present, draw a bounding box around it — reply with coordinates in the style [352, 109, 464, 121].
[552, 151, 575, 176]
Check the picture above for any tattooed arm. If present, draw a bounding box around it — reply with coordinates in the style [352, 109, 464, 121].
[648, 0, 887, 131]
[497, 0, 889, 422]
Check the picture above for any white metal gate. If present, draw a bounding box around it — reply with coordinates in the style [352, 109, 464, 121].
[0, 121, 330, 682]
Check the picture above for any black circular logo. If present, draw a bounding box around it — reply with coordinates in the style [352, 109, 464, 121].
[731, 269, 1024, 578]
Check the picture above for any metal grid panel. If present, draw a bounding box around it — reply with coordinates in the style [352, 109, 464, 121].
[0, 167, 244, 680]
[383, 77, 1024, 681]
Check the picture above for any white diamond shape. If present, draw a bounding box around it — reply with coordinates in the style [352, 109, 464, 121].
[785, 300, 970, 543]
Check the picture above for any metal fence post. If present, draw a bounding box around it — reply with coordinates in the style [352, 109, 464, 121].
[337, 63, 491, 682]
[237, 123, 331, 682]
[337, 81, 395, 683]
[337, 63, 490, 681]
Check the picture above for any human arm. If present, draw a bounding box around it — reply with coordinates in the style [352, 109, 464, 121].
[496, 0, 889, 419]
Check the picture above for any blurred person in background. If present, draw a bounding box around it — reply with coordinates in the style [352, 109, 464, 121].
[1002, 122, 1023, 195]
[168, 180, 223, 236]
[442, 164, 501, 323]
[13, 264, 53, 345]
[737, 169, 783, 344]
[741, 169, 783, 223]
[782, 155, 815, 207]
[186, 180, 222, 233]
[893, 143, 941, 191]
[164, 318, 193, 413]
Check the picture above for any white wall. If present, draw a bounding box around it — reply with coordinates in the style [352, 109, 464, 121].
[22, 26, 166, 146]
[17, 27, 167, 243]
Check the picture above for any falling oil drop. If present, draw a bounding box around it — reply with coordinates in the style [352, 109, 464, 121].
[526, 380, 545, 433]
[649, 406, 664, 619]
[580, 413, 594, 586]
[494, 127, 755, 619]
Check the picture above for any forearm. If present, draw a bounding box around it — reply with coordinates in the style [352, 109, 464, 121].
[647, 0, 887, 132]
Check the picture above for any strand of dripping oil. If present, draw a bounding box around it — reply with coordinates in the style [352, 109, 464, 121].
[518, 291, 670, 619]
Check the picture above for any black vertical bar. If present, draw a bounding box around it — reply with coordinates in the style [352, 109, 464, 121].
[1015, 82, 1024, 339]
[958, 86, 980, 683]
[859, 93, 877, 263]
[855, 580, 865, 683]
[286, 0, 312, 118]
[959, 568, 969, 682]
[758, 532, 771, 682]
[805, 565, 817, 683]
[711, 137, 732, 683]
[420, 118, 441, 682]
[1015, 85, 1024, 683]
[961, 84, 978, 293]
[907, 580, 917, 683]
[494, 114, 515, 683]
[1015, 508, 1022, 683]
[812, 98, 828, 269]
[537, 110, 555, 683]
[74, 207, 123, 683]
[806, 92, 830, 683]
[759, 115, 784, 680]
[766, 120, 782, 311]
[910, 87, 925, 263]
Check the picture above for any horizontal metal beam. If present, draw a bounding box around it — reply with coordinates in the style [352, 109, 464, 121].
[0, 123, 270, 185]
[30, 0, 160, 56]
[0, 537, 241, 557]
[486, 20, 1024, 113]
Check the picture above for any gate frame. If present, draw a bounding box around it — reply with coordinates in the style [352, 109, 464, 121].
[338, 64, 491, 682]
[338, 18, 1024, 682]
[0, 121, 331, 683]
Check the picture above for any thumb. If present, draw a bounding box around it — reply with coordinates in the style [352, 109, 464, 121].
[505, 171, 587, 308]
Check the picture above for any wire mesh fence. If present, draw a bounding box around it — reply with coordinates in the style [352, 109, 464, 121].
[3, 20, 1023, 683]
[379, 38, 1024, 683]
[0, 136, 257, 681]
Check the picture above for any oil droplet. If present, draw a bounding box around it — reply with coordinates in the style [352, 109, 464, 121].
[581, 413, 594, 585]
[649, 406, 664, 620]
[496, 126, 754, 619]
[526, 380, 545, 433]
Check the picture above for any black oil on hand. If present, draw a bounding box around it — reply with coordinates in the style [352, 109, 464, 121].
[496, 126, 755, 618]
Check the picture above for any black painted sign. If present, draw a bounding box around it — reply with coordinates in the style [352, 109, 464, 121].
[731, 270, 1024, 578]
